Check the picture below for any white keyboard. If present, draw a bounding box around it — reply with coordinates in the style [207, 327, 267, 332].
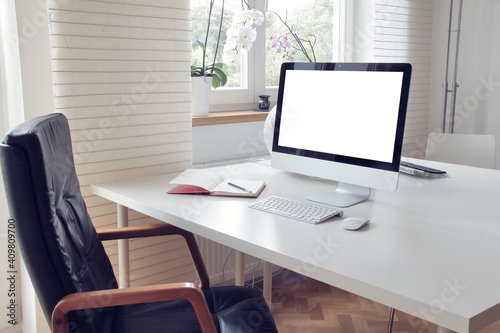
[249, 195, 344, 224]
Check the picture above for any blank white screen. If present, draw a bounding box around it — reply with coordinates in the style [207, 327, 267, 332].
[278, 70, 404, 163]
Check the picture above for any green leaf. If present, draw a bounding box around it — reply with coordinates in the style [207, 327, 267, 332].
[213, 62, 224, 69]
[211, 75, 221, 89]
[190, 59, 228, 87]
[211, 67, 227, 87]
[195, 40, 206, 53]
[190, 65, 204, 77]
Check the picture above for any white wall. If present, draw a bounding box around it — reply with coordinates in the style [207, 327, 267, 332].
[429, 0, 500, 168]
[453, 1, 500, 135]
[14, 0, 54, 122]
[192, 120, 268, 165]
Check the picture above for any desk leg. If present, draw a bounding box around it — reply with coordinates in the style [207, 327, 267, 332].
[235, 250, 244, 286]
[117, 204, 130, 288]
[263, 261, 273, 308]
[437, 327, 456, 333]
[235, 253, 272, 308]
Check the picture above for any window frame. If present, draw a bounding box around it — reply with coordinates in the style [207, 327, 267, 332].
[207, 0, 346, 112]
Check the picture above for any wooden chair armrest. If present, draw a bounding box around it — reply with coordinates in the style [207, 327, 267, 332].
[51, 282, 217, 333]
[97, 224, 210, 288]
[97, 223, 189, 241]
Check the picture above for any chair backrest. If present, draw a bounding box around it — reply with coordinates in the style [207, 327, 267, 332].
[0, 113, 117, 332]
[426, 132, 496, 169]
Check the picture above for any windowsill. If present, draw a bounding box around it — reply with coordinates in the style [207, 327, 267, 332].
[192, 110, 269, 127]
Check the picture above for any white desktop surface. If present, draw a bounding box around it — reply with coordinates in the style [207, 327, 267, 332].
[92, 159, 500, 333]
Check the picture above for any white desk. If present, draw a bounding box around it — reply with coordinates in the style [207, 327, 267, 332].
[92, 159, 500, 333]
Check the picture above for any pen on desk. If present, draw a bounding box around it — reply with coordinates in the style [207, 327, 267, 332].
[228, 182, 252, 193]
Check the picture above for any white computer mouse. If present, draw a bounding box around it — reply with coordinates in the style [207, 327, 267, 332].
[342, 217, 370, 230]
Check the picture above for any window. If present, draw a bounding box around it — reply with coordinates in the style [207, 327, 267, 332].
[264, 0, 336, 86]
[191, 0, 341, 111]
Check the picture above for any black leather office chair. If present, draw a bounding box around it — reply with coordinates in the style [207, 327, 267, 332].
[0, 113, 278, 333]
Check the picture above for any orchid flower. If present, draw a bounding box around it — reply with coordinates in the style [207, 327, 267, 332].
[237, 25, 257, 44]
[242, 9, 264, 26]
[269, 11, 317, 63]
[222, 48, 239, 65]
[222, 6, 263, 67]
[270, 35, 279, 48]
[282, 36, 292, 49]
[269, 34, 301, 60]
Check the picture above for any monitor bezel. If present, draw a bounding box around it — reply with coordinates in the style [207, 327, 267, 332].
[272, 62, 412, 173]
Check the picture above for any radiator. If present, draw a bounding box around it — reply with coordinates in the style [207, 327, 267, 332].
[195, 235, 261, 285]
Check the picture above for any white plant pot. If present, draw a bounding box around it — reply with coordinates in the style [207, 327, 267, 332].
[191, 76, 212, 117]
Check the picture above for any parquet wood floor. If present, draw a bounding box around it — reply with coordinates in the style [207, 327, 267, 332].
[263, 270, 500, 333]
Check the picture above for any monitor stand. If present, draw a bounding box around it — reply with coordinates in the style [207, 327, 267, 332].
[306, 183, 371, 208]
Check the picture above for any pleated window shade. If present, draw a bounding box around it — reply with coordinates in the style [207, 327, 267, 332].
[374, 0, 433, 158]
[48, 0, 195, 286]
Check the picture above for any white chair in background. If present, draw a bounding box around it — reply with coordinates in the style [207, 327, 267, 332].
[425, 132, 496, 169]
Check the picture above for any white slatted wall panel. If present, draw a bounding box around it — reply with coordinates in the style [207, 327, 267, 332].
[374, 0, 433, 158]
[47, 0, 195, 286]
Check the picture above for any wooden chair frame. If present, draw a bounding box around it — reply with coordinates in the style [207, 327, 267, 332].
[51, 223, 216, 333]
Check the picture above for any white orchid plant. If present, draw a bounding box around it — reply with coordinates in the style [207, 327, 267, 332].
[192, 1, 264, 88]
[222, 8, 264, 66]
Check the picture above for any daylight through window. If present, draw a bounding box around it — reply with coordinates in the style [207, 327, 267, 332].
[190, 0, 339, 110]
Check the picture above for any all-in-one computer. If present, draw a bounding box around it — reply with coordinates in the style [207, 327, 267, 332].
[271, 62, 412, 207]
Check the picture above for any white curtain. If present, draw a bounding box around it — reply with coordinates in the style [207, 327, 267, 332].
[0, 0, 25, 331]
